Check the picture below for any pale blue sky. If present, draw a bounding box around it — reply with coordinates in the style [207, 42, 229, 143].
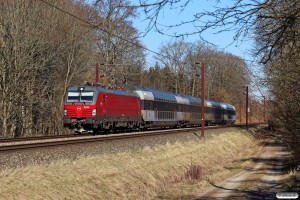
[131, 1, 267, 98]
[131, 0, 255, 66]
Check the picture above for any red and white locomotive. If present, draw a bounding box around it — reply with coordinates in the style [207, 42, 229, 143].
[63, 83, 236, 133]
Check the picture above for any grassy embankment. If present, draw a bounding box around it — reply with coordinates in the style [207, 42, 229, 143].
[0, 129, 263, 199]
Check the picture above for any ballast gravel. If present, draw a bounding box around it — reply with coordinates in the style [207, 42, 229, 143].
[0, 127, 240, 170]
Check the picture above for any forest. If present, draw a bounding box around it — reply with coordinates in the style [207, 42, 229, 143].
[0, 0, 253, 138]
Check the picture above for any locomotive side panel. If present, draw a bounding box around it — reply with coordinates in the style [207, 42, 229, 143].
[96, 93, 107, 119]
[105, 94, 140, 120]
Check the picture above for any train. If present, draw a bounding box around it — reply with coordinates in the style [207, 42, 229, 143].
[63, 83, 236, 133]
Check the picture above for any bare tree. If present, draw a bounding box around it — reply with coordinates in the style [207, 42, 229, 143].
[93, 0, 145, 88]
[0, 0, 96, 137]
[143, 39, 249, 104]
[154, 39, 191, 93]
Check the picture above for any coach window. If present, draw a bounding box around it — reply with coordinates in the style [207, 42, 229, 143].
[144, 101, 148, 109]
[145, 100, 153, 110]
[178, 104, 182, 112]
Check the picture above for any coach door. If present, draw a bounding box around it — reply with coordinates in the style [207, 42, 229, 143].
[154, 108, 158, 120]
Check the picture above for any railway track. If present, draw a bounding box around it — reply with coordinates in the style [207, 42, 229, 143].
[0, 134, 92, 143]
[0, 124, 259, 153]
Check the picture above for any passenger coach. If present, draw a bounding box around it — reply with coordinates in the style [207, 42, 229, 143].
[125, 85, 236, 128]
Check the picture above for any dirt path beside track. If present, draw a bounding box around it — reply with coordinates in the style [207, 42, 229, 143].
[196, 137, 292, 199]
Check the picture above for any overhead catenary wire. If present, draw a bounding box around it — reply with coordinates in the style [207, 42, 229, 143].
[38, 0, 181, 65]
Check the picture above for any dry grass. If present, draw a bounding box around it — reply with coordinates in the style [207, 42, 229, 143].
[0, 130, 261, 200]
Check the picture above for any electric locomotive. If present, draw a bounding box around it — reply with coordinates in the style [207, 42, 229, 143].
[63, 84, 141, 133]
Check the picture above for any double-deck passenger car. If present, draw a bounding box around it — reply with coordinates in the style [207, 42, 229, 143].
[125, 85, 236, 128]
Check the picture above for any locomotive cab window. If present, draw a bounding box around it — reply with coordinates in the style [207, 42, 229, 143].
[81, 92, 94, 102]
[67, 92, 80, 102]
[67, 91, 94, 103]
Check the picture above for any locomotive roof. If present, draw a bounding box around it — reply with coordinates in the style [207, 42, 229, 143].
[67, 86, 138, 98]
[67, 86, 107, 92]
[108, 89, 139, 98]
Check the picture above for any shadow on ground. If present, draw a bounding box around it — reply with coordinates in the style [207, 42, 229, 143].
[194, 134, 295, 199]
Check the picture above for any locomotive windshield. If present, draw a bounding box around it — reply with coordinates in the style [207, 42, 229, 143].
[67, 91, 94, 103]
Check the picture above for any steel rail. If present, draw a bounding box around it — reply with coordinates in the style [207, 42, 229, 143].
[0, 134, 91, 143]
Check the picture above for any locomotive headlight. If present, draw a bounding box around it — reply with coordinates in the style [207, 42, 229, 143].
[64, 110, 67, 116]
[92, 109, 96, 116]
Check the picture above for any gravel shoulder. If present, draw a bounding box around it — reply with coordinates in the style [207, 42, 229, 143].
[196, 134, 291, 199]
